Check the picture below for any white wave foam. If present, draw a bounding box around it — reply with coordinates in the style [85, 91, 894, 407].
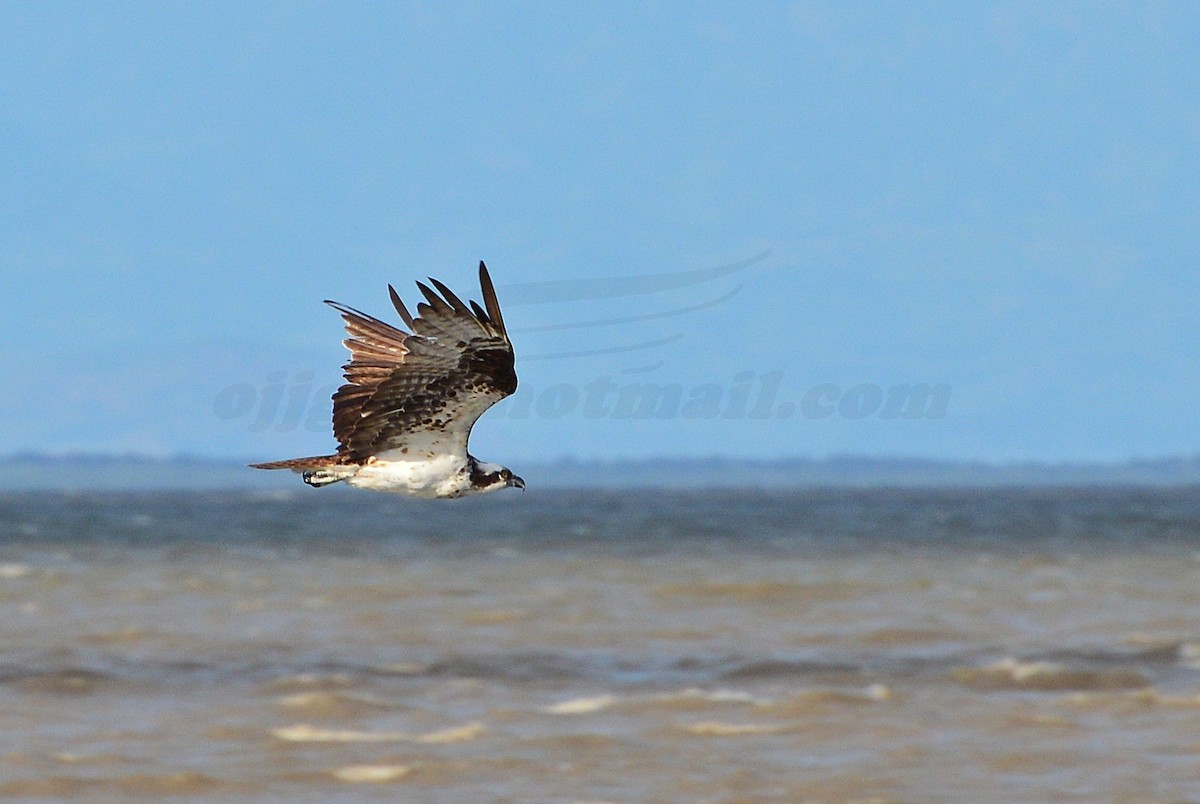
[954, 657, 1147, 691]
[1179, 642, 1200, 669]
[865, 683, 893, 701]
[417, 722, 485, 744]
[670, 687, 768, 705]
[272, 725, 408, 743]
[332, 764, 410, 783]
[0, 563, 32, 579]
[545, 695, 617, 714]
[681, 721, 787, 736]
[272, 721, 484, 744]
[544, 688, 772, 716]
[993, 657, 1064, 682]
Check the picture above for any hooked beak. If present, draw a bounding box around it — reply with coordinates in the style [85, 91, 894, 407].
[509, 475, 525, 491]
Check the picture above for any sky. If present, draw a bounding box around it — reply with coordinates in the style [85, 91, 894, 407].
[2, 2, 1198, 463]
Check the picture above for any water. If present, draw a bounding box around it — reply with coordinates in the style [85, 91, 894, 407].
[2, 487, 1199, 800]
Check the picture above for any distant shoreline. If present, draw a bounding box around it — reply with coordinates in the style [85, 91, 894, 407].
[3, 452, 1200, 491]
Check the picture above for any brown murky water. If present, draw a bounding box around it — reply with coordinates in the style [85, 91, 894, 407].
[2, 488, 1200, 801]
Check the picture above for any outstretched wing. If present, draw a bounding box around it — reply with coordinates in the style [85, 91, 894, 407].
[325, 262, 516, 463]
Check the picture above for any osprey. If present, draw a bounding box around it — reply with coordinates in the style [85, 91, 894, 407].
[250, 262, 523, 498]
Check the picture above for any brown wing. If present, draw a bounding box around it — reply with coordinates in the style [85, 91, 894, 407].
[324, 262, 516, 463]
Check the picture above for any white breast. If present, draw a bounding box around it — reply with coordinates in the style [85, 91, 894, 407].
[346, 452, 469, 498]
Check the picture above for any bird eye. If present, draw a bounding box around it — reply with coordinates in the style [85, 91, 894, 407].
[500, 469, 511, 479]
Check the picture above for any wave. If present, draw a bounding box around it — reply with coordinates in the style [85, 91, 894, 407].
[276, 690, 410, 717]
[950, 657, 1150, 692]
[272, 721, 484, 744]
[680, 721, 790, 737]
[1, 643, 1194, 693]
[1065, 688, 1200, 710]
[544, 694, 618, 714]
[542, 685, 892, 718]
[0, 772, 228, 798]
[653, 580, 878, 603]
[7, 487, 1200, 558]
[331, 765, 411, 784]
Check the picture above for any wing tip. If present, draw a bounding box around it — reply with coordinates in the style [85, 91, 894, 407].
[429, 276, 470, 313]
[415, 280, 442, 308]
[388, 284, 415, 328]
[478, 260, 506, 334]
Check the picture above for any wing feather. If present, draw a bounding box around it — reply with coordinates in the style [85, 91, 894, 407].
[387, 284, 416, 329]
[429, 277, 470, 315]
[325, 264, 516, 463]
[479, 261, 507, 334]
[416, 281, 454, 317]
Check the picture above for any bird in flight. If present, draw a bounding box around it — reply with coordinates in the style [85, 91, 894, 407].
[250, 262, 523, 497]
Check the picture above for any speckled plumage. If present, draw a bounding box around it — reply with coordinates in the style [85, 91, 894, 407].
[250, 262, 524, 498]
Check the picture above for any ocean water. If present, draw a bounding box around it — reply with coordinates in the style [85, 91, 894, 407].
[1, 487, 1199, 801]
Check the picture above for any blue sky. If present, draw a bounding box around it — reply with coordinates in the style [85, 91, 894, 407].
[2, 2, 1198, 463]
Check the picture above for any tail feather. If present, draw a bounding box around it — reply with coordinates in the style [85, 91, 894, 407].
[248, 455, 342, 471]
[249, 455, 358, 488]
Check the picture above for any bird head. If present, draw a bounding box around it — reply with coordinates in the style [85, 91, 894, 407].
[468, 459, 525, 494]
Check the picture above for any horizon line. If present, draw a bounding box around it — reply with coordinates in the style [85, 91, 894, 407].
[4, 450, 1200, 469]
